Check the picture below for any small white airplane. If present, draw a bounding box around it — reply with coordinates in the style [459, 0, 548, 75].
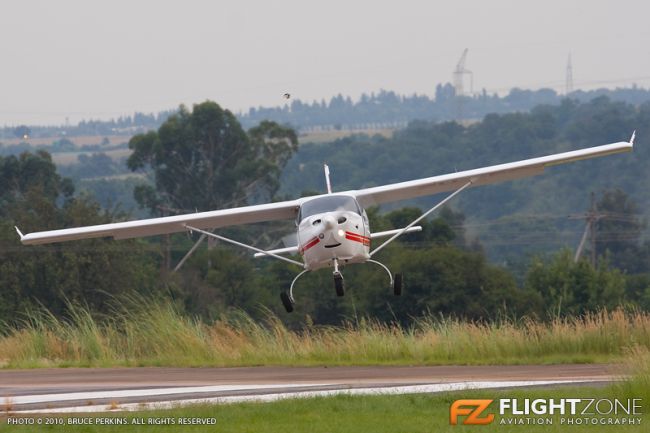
[16, 134, 635, 312]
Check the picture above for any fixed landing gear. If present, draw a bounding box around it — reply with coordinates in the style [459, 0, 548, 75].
[367, 259, 403, 296]
[281, 269, 308, 313]
[280, 260, 402, 313]
[334, 272, 345, 297]
[332, 258, 345, 297]
[393, 273, 403, 296]
[280, 292, 294, 313]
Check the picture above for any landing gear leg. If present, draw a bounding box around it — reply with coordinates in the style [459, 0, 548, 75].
[333, 259, 345, 297]
[367, 259, 403, 296]
[281, 269, 309, 313]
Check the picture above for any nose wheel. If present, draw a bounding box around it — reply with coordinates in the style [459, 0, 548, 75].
[332, 259, 345, 296]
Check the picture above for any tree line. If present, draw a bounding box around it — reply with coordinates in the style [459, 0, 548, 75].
[240, 86, 650, 129]
[1, 99, 649, 329]
[2, 85, 650, 141]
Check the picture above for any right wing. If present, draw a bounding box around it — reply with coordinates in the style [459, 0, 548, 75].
[350, 138, 634, 208]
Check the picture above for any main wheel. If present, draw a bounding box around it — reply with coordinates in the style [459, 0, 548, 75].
[334, 274, 345, 297]
[393, 273, 403, 296]
[280, 292, 294, 313]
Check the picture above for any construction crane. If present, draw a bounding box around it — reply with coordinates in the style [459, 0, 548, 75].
[453, 48, 473, 120]
[453, 48, 473, 97]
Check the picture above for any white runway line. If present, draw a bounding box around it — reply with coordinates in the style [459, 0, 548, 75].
[6, 383, 326, 405]
[12, 379, 605, 414]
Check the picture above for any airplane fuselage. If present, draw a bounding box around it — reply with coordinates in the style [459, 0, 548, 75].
[296, 194, 370, 270]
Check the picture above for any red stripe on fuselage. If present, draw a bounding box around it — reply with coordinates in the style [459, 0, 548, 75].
[345, 231, 369, 241]
[300, 237, 320, 254]
[345, 231, 370, 246]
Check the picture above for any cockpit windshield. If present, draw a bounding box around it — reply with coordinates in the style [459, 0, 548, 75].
[298, 195, 360, 222]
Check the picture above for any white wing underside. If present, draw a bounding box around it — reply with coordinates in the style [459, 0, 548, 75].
[350, 141, 632, 207]
[18, 140, 633, 245]
[19, 201, 301, 245]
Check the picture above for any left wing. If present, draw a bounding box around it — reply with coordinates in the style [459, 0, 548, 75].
[349, 138, 634, 208]
[18, 200, 300, 245]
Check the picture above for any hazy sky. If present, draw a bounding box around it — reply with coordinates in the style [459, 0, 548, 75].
[1, 0, 649, 125]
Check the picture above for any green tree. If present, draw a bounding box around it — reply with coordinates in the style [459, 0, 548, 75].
[345, 243, 533, 322]
[0, 152, 158, 322]
[0, 151, 73, 217]
[595, 189, 645, 271]
[524, 249, 626, 315]
[127, 102, 298, 214]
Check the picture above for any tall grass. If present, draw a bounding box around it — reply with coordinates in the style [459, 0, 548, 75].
[611, 346, 650, 401]
[1, 300, 649, 368]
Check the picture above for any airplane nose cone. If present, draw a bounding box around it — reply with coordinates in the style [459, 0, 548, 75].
[323, 215, 336, 229]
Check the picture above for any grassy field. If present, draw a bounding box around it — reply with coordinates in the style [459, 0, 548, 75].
[1, 300, 650, 368]
[3, 129, 394, 166]
[298, 128, 394, 144]
[0, 135, 129, 148]
[1, 310, 649, 432]
[51, 148, 132, 165]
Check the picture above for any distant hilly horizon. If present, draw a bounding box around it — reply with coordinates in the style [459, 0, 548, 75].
[2, 84, 650, 137]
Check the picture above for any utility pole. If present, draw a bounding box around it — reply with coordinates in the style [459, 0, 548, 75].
[570, 192, 612, 266]
[571, 193, 599, 265]
[565, 53, 574, 95]
[571, 192, 641, 266]
[453, 48, 473, 121]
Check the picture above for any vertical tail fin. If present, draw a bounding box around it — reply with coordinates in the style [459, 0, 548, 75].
[15, 226, 24, 240]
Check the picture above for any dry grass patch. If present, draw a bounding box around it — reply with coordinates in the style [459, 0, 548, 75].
[1, 301, 650, 368]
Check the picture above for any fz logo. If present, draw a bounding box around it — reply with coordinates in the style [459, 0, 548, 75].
[450, 399, 495, 425]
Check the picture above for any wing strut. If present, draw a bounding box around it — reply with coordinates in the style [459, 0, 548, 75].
[184, 225, 304, 268]
[369, 180, 473, 257]
[173, 233, 207, 272]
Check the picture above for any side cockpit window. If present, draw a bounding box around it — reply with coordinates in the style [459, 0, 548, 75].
[298, 195, 360, 224]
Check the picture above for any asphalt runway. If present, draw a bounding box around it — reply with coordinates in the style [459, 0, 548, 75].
[0, 364, 619, 414]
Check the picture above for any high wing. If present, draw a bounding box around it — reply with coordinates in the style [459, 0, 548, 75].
[18, 200, 300, 245]
[17, 135, 634, 246]
[350, 138, 634, 208]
